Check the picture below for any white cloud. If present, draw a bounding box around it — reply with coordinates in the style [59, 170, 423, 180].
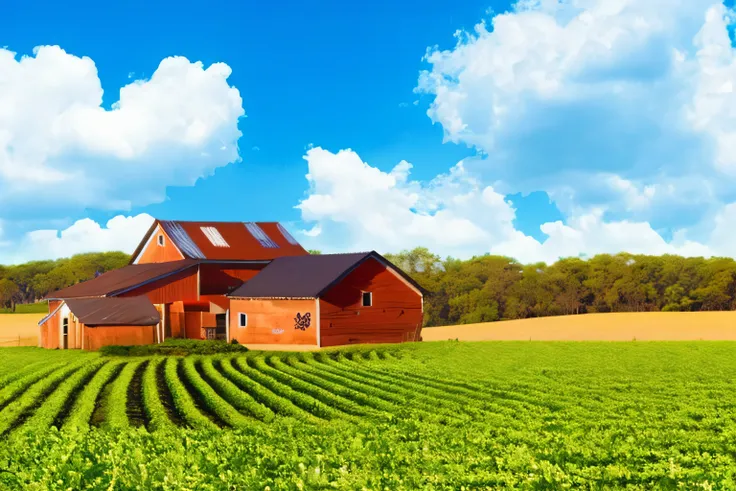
[402, 0, 736, 261]
[295, 146, 736, 263]
[296, 147, 518, 258]
[0, 214, 155, 264]
[0, 45, 244, 219]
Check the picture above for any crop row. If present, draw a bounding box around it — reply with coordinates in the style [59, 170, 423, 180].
[0, 349, 511, 434]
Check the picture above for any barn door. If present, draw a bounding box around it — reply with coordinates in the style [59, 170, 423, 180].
[62, 318, 69, 349]
[164, 304, 172, 339]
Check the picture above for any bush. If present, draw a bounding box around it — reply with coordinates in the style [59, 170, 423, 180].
[99, 338, 249, 357]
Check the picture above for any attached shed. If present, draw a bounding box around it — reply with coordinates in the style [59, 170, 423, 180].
[227, 251, 425, 348]
[38, 296, 160, 351]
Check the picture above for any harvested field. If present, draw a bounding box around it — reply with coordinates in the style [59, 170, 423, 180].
[0, 314, 43, 347]
[422, 311, 736, 341]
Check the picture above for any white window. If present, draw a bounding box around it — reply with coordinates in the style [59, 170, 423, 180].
[200, 226, 230, 247]
[362, 292, 372, 307]
[238, 313, 248, 328]
[157, 234, 165, 247]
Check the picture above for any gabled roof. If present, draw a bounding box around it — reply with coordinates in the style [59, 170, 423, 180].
[38, 296, 160, 327]
[45, 259, 198, 299]
[65, 297, 160, 326]
[130, 219, 309, 263]
[228, 251, 425, 299]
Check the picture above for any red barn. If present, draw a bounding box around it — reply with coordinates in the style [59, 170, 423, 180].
[38, 220, 424, 350]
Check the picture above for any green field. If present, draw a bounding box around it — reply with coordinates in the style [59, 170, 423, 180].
[0, 301, 48, 314]
[1, 342, 735, 489]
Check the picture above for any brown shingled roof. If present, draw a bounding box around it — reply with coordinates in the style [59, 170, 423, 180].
[65, 296, 160, 326]
[227, 251, 425, 299]
[46, 259, 199, 299]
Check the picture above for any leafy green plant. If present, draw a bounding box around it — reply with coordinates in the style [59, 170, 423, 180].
[99, 338, 249, 357]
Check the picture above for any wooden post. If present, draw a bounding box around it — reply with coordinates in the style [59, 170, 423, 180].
[225, 309, 230, 342]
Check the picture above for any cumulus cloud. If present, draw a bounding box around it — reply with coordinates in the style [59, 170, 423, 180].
[296, 147, 518, 259]
[0, 46, 244, 218]
[403, 0, 736, 260]
[0, 214, 155, 264]
[295, 147, 736, 264]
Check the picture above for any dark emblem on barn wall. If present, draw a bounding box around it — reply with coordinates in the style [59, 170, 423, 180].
[294, 312, 311, 331]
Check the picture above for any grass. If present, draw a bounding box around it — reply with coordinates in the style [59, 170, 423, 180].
[0, 302, 48, 314]
[1, 342, 736, 488]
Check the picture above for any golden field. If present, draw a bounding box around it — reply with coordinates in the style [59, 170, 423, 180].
[0, 313, 44, 347]
[4, 311, 736, 348]
[422, 311, 736, 341]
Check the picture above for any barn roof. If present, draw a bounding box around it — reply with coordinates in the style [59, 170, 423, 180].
[227, 251, 425, 299]
[130, 220, 309, 263]
[65, 297, 160, 326]
[45, 259, 199, 299]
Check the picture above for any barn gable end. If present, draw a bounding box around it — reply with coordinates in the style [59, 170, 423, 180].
[132, 223, 185, 264]
[319, 257, 423, 347]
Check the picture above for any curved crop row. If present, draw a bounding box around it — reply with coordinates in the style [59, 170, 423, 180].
[62, 360, 125, 432]
[180, 356, 255, 429]
[0, 361, 49, 390]
[141, 358, 177, 433]
[198, 357, 275, 422]
[217, 358, 319, 423]
[19, 360, 107, 433]
[377, 366, 562, 415]
[298, 354, 470, 423]
[315, 354, 489, 417]
[0, 362, 67, 412]
[0, 361, 86, 436]
[163, 358, 218, 431]
[271, 356, 392, 419]
[294, 355, 459, 422]
[238, 356, 351, 421]
[103, 360, 144, 431]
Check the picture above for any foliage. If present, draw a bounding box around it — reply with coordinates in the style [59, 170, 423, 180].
[385, 248, 736, 326]
[7, 247, 736, 327]
[0, 252, 129, 310]
[99, 338, 249, 357]
[1, 343, 736, 488]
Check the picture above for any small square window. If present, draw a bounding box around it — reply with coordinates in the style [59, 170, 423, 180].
[238, 313, 248, 328]
[157, 234, 164, 246]
[362, 292, 372, 307]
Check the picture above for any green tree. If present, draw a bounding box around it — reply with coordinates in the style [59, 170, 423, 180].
[0, 278, 20, 311]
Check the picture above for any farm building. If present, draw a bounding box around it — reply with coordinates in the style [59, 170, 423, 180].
[38, 220, 424, 350]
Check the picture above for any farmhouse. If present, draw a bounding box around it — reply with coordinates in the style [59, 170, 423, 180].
[38, 220, 424, 350]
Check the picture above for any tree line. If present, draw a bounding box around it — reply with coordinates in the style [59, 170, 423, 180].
[0, 252, 130, 311]
[384, 247, 736, 327]
[3, 248, 736, 326]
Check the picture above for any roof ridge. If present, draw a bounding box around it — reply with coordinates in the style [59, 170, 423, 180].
[158, 219, 281, 224]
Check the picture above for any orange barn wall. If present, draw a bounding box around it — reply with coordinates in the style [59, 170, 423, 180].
[41, 300, 62, 349]
[185, 312, 203, 340]
[135, 224, 184, 264]
[200, 295, 230, 311]
[199, 263, 264, 295]
[319, 258, 423, 347]
[118, 267, 199, 304]
[83, 324, 156, 351]
[168, 301, 185, 338]
[229, 299, 317, 345]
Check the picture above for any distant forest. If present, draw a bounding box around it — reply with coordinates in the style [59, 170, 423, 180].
[2, 248, 736, 326]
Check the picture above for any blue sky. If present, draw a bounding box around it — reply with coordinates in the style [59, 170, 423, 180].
[2, 0, 736, 263]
